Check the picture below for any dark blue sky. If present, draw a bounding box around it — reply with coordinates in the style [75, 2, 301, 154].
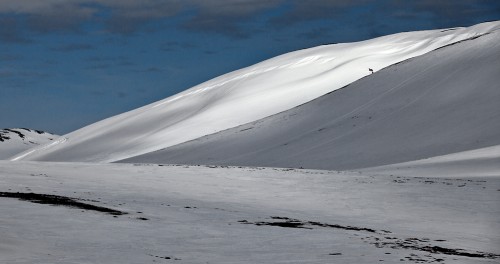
[1, 0, 499, 134]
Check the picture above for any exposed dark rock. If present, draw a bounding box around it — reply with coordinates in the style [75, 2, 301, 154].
[0, 192, 126, 216]
[4, 129, 25, 139]
[241, 216, 377, 232]
[242, 216, 500, 261]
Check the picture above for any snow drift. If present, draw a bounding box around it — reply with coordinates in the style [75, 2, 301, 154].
[121, 27, 500, 170]
[12, 21, 500, 163]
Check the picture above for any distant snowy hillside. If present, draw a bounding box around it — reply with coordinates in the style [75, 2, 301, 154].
[12, 21, 500, 163]
[0, 129, 58, 159]
[121, 28, 500, 170]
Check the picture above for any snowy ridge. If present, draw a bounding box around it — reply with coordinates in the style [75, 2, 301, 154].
[121, 27, 500, 170]
[12, 21, 500, 163]
[10, 137, 67, 161]
[0, 128, 58, 160]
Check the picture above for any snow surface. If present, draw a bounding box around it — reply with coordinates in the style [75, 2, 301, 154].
[0, 129, 58, 160]
[120, 26, 500, 170]
[0, 160, 499, 263]
[361, 144, 500, 178]
[12, 21, 500, 163]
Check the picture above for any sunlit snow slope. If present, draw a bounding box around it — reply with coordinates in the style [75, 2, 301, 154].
[12, 21, 500, 163]
[122, 26, 500, 170]
[0, 129, 58, 160]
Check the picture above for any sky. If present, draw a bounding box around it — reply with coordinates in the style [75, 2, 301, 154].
[1, 0, 499, 134]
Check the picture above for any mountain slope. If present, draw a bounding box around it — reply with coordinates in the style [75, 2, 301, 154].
[12, 21, 500, 163]
[121, 28, 500, 170]
[0, 129, 58, 160]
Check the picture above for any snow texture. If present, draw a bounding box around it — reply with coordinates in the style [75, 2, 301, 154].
[121, 26, 500, 170]
[11, 21, 500, 163]
[0, 161, 499, 264]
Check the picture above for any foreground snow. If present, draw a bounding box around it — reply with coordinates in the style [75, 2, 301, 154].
[0, 129, 58, 160]
[13, 21, 500, 163]
[1, 161, 499, 263]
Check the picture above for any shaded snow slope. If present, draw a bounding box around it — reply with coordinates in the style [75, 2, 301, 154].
[121, 29, 500, 170]
[13, 21, 500, 163]
[0, 129, 58, 160]
[1, 161, 499, 263]
[360, 145, 500, 178]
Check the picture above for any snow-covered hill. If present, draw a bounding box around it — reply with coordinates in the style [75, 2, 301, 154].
[121, 27, 500, 170]
[0, 129, 58, 160]
[12, 21, 500, 163]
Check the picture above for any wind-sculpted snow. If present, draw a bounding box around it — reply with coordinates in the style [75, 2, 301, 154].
[0, 129, 58, 160]
[12, 21, 500, 163]
[122, 27, 500, 170]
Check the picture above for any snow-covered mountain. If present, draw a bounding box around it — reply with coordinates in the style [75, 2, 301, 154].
[11, 21, 500, 163]
[0, 128, 58, 160]
[121, 27, 500, 170]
